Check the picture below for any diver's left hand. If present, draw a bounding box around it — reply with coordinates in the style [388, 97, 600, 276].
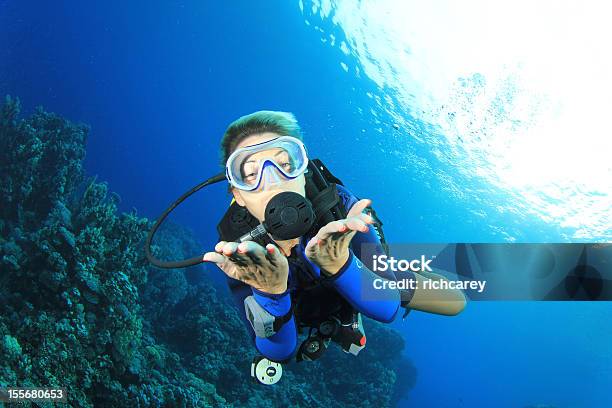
[304, 198, 374, 275]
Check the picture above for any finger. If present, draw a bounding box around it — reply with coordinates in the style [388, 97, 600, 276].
[237, 240, 266, 255]
[203, 251, 227, 264]
[203, 252, 244, 280]
[220, 242, 253, 267]
[237, 241, 267, 266]
[204, 251, 242, 277]
[315, 220, 348, 241]
[347, 198, 372, 218]
[264, 243, 284, 266]
[221, 241, 240, 256]
[345, 216, 369, 233]
[304, 235, 320, 255]
[215, 241, 228, 253]
[356, 212, 375, 225]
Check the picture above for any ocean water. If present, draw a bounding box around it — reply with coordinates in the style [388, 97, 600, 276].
[1, 1, 611, 407]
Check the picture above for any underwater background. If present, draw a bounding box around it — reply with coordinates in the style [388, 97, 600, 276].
[1, 1, 611, 407]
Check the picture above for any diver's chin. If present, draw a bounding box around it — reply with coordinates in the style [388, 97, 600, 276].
[271, 235, 300, 256]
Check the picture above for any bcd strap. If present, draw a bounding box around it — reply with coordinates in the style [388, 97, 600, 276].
[366, 205, 390, 256]
[272, 300, 296, 333]
[304, 159, 347, 232]
[310, 183, 343, 226]
[309, 158, 344, 186]
[217, 203, 274, 247]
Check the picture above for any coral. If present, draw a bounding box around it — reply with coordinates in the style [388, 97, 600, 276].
[0, 96, 416, 407]
[1, 335, 22, 358]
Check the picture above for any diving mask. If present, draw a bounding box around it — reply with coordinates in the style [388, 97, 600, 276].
[225, 136, 308, 191]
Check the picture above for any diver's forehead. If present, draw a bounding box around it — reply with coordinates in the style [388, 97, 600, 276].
[235, 132, 280, 150]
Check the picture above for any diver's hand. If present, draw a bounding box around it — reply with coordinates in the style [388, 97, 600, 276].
[203, 241, 289, 294]
[304, 198, 374, 275]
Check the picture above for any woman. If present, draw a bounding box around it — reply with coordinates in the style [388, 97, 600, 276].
[203, 111, 465, 364]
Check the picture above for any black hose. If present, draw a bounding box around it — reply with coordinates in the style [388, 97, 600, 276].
[145, 172, 226, 269]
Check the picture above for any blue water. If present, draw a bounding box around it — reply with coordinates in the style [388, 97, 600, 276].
[2, 1, 611, 407]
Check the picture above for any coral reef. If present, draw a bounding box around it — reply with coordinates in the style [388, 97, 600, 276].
[0, 96, 415, 407]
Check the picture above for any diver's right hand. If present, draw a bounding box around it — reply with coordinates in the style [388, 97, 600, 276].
[203, 241, 289, 294]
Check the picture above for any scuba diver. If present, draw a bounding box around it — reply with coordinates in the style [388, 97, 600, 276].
[205, 111, 466, 383]
[146, 111, 465, 385]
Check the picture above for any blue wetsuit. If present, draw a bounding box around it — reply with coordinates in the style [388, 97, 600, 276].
[225, 184, 415, 362]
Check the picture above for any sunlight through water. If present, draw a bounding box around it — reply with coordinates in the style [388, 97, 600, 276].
[301, 0, 612, 241]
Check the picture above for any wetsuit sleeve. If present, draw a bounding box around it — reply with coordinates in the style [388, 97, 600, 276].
[226, 276, 297, 362]
[251, 288, 297, 362]
[321, 250, 401, 323]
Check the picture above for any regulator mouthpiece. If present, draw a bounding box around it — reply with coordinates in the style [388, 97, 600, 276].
[239, 191, 315, 242]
